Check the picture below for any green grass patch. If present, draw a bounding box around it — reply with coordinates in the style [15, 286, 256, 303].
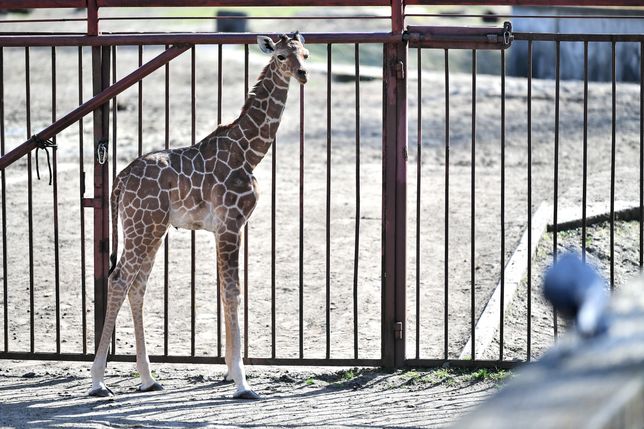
[469, 368, 510, 383]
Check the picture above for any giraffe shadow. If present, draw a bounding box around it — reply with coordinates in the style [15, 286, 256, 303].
[0, 372, 407, 429]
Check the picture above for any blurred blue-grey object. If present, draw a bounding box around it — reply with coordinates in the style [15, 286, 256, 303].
[543, 252, 609, 337]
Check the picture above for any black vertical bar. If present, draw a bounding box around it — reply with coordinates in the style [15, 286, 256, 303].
[110, 45, 117, 355]
[163, 44, 170, 357]
[243, 43, 249, 359]
[78, 46, 87, 355]
[640, 41, 643, 269]
[138, 45, 143, 157]
[444, 48, 449, 361]
[26, 47, 34, 353]
[582, 41, 589, 263]
[354, 43, 361, 360]
[527, 40, 533, 361]
[470, 49, 476, 361]
[0, 47, 6, 353]
[111, 45, 117, 182]
[500, 48, 506, 361]
[299, 82, 305, 359]
[101, 46, 111, 350]
[270, 129, 276, 359]
[326, 43, 332, 360]
[190, 46, 196, 358]
[52, 46, 61, 354]
[610, 41, 616, 291]
[415, 47, 421, 361]
[267, 60, 278, 358]
[217, 43, 223, 358]
[553, 41, 560, 338]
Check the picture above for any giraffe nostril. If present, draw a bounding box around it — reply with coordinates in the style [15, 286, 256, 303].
[297, 69, 307, 77]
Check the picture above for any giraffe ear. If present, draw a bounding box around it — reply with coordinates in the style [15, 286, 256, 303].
[257, 36, 276, 54]
[293, 31, 305, 44]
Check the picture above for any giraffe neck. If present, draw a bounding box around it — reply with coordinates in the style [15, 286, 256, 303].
[227, 59, 290, 170]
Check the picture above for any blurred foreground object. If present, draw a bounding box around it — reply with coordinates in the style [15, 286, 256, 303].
[543, 252, 609, 337]
[453, 275, 644, 429]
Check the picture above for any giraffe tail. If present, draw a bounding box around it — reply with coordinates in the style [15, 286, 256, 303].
[108, 178, 122, 276]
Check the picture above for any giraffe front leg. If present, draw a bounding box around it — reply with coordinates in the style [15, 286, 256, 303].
[223, 316, 234, 383]
[216, 231, 259, 400]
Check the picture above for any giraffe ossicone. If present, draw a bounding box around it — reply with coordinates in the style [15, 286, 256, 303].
[88, 32, 309, 399]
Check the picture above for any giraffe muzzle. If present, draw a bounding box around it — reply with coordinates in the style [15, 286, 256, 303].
[296, 69, 308, 84]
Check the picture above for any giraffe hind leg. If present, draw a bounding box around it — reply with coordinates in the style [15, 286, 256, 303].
[88, 245, 149, 397]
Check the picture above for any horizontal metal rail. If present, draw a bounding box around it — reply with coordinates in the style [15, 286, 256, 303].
[0, 32, 399, 47]
[0, 351, 521, 369]
[0, 44, 190, 171]
[96, 0, 389, 6]
[514, 32, 644, 42]
[0, 352, 383, 367]
[0, 18, 87, 25]
[98, 15, 391, 21]
[0, 0, 85, 7]
[406, 13, 644, 20]
[0, 0, 387, 7]
[406, 0, 644, 5]
[1, 0, 642, 7]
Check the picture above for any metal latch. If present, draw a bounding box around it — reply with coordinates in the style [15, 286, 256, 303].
[503, 21, 513, 47]
[406, 21, 514, 50]
[96, 139, 108, 165]
[394, 321, 403, 340]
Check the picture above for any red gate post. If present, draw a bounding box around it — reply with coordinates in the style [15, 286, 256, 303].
[382, 0, 407, 369]
[89, 2, 112, 353]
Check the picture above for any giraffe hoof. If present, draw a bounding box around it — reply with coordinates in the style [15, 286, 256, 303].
[233, 389, 261, 400]
[222, 372, 234, 383]
[136, 382, 164, 392]
[88, 386, 114, 397]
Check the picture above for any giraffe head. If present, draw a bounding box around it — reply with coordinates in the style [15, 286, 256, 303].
[257, 32, 309, 84]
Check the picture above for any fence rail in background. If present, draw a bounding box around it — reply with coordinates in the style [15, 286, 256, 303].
[0, 0, 642, 370]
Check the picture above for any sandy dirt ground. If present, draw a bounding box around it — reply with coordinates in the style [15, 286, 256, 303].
[0, 360, 506, 428]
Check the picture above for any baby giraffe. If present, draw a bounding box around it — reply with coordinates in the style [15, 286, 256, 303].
[89, 33, 309, 399]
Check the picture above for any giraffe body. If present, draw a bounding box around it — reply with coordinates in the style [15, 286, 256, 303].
[88, 33, 309, 399]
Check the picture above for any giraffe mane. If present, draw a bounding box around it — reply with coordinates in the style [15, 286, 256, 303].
[214, 61, 272, 135]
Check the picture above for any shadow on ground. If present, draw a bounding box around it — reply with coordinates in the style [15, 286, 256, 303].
[0, 362, 506, 428]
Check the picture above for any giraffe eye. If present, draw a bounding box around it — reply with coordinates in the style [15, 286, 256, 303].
[277, 54, 286, 61]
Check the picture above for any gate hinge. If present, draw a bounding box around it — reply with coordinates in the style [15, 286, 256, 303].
[394, 321, 403, 340]
[394, 61, 405, 80]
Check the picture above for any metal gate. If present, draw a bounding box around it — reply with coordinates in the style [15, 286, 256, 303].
[0, 0, 642, 370]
